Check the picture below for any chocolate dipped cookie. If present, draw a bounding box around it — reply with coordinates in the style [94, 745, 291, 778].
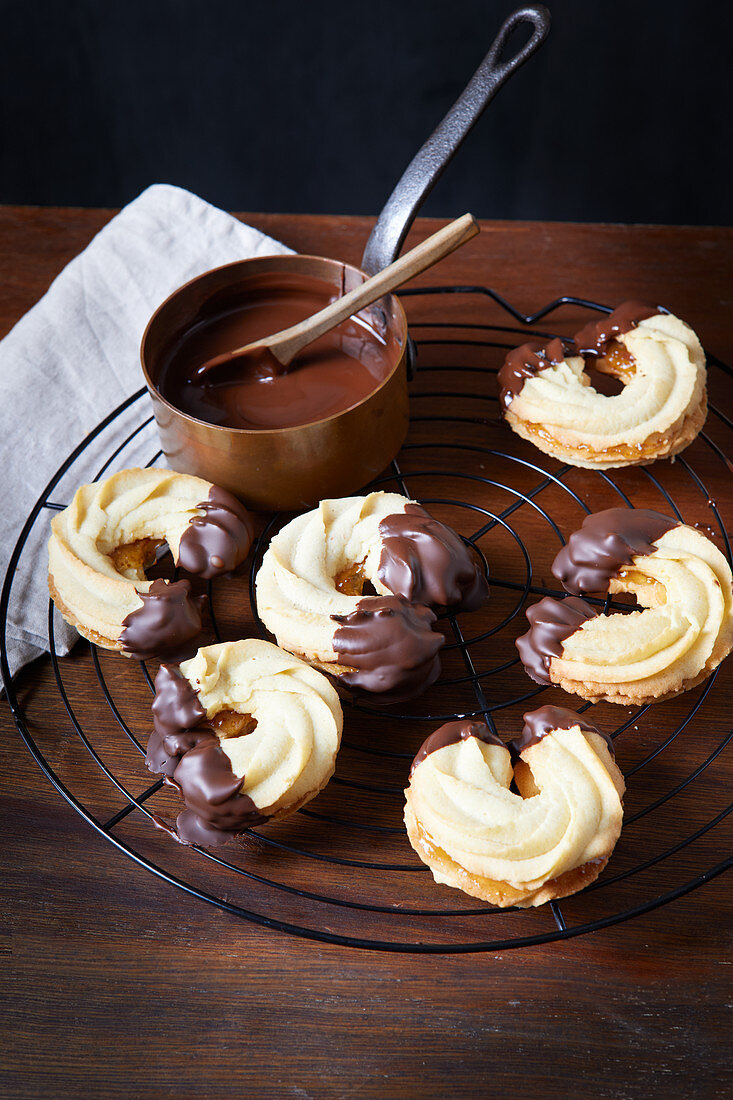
[147, 639, 343, 846]
[517, 508, 733, 704]
[404, 707, 624, 907]
[255, 492, 488, 700]
[499, 303, 707, 469]
[48, 467, 253, 659]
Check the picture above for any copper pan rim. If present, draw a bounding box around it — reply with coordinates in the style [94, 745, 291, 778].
[140, 253, 410, 436]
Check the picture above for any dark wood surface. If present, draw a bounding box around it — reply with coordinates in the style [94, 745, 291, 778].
[2, 208, 732, 1099]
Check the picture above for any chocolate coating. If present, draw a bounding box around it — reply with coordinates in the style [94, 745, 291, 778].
[516, 596, 598, 685]
[146, 724, 213, 778]
[149, 720, 266, 844]
[573, 301, 661, 357]
[178, 485, 254, 579]
[332, 595, 444, 700]
[498, 337, 568, 410]
[151, 662, 206, 736]
[510, 705, 613, 756]
[120, 578, 205, 661]
[175, 805, 262, 848]
[552, 508, 678, 595]
[146, 659, 265, 845]
[378, 504, 488, 613]
[172, 735, 267, 846]
[410, 719, 504, 776]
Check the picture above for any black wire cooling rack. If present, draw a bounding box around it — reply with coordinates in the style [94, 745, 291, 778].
[2, 284, 732, 953]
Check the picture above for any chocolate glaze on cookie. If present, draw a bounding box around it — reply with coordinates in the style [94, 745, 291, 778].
[146, 724, 214, 778]
[573, 301, 661, 357]
[510, 704, 613, 755]
[498, 337, 569, 410]
[332, 595, 444, 699]
[151, 662, 206, 736]
[410, 719, 504, 776]
[146, 659, 265, 845]
[178, 485, 254, 579]
[120, 578, 205, 660]
[147, 724, 266, 845]
[378, 504, 488, 613]
[516, 596, 598, 685]
[172, 735, 267, 846]
[552, 508, 679, 595]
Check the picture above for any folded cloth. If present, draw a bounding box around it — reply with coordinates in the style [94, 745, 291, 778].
[1, 183, 291, 681]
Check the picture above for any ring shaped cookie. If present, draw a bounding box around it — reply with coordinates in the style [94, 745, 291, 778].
[517, 508, 733, 704]
[48, 467, 253, 659]
[255, 492, 488, 699]
[147, 639, 343, 846]
[499, 303, 707, 468]
[404, 706, 624, 908]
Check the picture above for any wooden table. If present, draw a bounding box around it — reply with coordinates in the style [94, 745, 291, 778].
[2, 210, 731, 1099]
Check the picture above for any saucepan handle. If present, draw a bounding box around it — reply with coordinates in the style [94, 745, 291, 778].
[361, 5, 551, 276]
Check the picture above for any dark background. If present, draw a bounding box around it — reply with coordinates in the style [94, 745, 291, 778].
[1, 0, 730, 224]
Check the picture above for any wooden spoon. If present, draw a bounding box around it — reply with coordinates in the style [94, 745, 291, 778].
[194, 212, 479, 379]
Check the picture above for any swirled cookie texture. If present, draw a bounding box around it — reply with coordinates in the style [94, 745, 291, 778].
[404, 707, 624, 907]
[255, 492, 488, 698]
[517, 508, 733, 703]
[47, 468, 253, 659]
[499, 303, 707, 468]
[146, 639, 343, 846]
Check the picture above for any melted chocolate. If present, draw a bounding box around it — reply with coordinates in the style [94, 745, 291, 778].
[151, 663, 205, 736]
[146, 659, 265, 845]
[573, 301, 661, 357]
[146, 724, 213, 777]
[410, 719, 504, 776]
[510, 704, 613, 756]
[516, 596, 598, 685]
[147, 663, 210, 777]
[552, 508, 678, 595]
[194, 342, 287, 382]
[497, 337, 568, 410]
[177, 485, 254, 578]
[120, 578, 205, 661]
[175, 806, 259, 848]
[172, 736, 267, 846]
[157, 273, 398, 430]
[378, 504, 488, 613]
[332, 595, 444, 700]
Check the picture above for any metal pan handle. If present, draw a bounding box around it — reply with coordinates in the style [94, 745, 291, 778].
[361, 5, 550, 276]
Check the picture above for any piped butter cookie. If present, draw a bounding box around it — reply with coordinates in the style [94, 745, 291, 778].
[147, 639, 343, 846]
[404, 707, 624, 907]
[499, 303, 707, 468]
[516, 508, 733, 704]
[47, 467, 253, 659]
[255, 492, 488, 700]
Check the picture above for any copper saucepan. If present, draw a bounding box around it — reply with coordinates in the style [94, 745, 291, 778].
[141, 6, 550, 511]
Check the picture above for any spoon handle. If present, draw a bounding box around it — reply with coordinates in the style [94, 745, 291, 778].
[266, 213, 479, 366]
